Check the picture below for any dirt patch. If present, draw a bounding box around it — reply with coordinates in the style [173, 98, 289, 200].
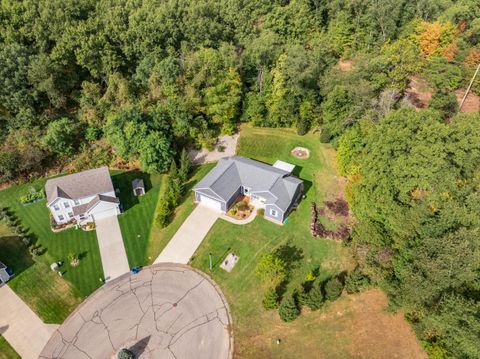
[336, 59, 354, 72]
[235, 289, 427, 359]
[456, 88, 480, 112]
[291, 147, 310, 159]
[405, 76, 433, 109]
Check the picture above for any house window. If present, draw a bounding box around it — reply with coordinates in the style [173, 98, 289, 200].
[58, 215, 65, 221]
[64, 202, 70, 208]
[270, 209, 278, 217]
[74, 200, 80, 205]
[53, 205, 60, 211]
[68, 212, 74, 218]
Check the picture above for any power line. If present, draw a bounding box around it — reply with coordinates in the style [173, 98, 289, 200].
[459, 63, 480, 111]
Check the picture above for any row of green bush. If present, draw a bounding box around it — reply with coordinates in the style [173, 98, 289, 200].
[156, 149, 191, 227]
[0, 207, 44, 256]
[255, 251, 370, 322]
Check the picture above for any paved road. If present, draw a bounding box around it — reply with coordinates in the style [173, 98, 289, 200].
[155, 205, 219, 264]
[0, 285, 58, 359]
[40, 263, 233, 359]
[95, 216, 130, 281]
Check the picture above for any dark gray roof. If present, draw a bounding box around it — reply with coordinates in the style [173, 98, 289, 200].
[45, 167, 114, 204]
[193, 156, 303, 211]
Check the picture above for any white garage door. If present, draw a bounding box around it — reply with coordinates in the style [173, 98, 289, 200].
[92, 208, 118, 221]
[199, 195, 223, 212]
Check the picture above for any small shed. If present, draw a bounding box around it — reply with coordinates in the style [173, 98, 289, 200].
[0, 261, 13, 284]
[273, 160, 295, 173]
[132, 179, 145, 196]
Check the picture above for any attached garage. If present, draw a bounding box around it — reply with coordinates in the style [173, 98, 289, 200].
[198, 195, 223, 212]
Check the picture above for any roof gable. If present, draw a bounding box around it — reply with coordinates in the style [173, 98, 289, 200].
[45, 167, 114, 204]
[193, 156, 302, 211]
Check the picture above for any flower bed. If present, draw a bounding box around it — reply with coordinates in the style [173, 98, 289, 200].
[227, 197, 254, 220]
[20, 187, 45, 205]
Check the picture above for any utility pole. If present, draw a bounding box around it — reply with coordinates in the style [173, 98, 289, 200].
[459, 63, 480, 112]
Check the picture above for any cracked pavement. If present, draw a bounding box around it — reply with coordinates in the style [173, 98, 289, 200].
[40, 263, 233, 359]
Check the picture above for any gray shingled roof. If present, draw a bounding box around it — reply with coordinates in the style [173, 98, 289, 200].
[193, 156, 303, 211]
[45, 167, 115, 204]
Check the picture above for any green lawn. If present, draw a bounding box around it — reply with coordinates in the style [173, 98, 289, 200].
[0, 182, 103, 298]
[189, 127, 354, 357]
[112, 171, 162, 267]
[146, 163, 215, 263]
[0, 336, 20, 359]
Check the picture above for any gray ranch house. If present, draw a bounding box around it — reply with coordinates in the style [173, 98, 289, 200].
[193, 156, 303, 224]
[45, 166, 120, 225]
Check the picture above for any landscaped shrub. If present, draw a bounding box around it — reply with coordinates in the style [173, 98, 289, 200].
[19, 189, 45, 205]
[345, 267, 370, 294]
[21, 236, 31, 247]
[303, 284, 324, 311]
[324, 277, 344, 301]
[117, 348, 134, 359]
[278, 294, 300, 322]
[262, 287, 279, 310]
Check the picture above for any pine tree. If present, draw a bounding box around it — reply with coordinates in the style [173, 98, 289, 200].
[179, 148, 191, 184]
[278, 294, 300, 322]
[262, 287, 279, 310]
[304, 284, 324, 311]
[324, 277, 344, 301]
[167, 160, 181, 207]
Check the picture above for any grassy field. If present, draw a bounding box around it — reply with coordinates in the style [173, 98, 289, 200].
[190, 127, 356, 357]
[112, 171, 162, 267]
[0, 224, 83, 323]
[0, 336, 20, 359]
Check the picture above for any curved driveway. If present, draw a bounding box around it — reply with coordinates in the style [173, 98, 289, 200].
[40, 263, 233, 359]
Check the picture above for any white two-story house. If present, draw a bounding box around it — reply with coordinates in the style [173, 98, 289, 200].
[45, 166, 120, 225]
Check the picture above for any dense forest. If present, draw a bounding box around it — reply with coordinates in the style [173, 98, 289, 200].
[0, 0, 479, 357]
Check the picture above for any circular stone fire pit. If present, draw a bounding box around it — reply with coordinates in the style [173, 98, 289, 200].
[291, 146, 310, 159]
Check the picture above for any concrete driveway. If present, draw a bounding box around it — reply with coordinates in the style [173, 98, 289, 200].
[155, 205, 219, 264]
[0, 285, 58, 359]
[40, 263, 233, 359]
[95, 216, 130, 281]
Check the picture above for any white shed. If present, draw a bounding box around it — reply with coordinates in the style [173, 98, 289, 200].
[273, 160, 295, 173]
[132, 179, 145, 196]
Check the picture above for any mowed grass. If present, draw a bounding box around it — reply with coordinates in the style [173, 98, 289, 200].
[146, 163, 215, 263]
[190, 126, 354, 357]
[0, 336, 20, 359]
[0, 180, 102, 322]
[112, 171, 162, 267]
[0, 224, 82, 323]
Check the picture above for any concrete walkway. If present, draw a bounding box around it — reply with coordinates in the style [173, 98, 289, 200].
[0, 285, 58, 359]
[220, 207, 258, 225]
[95, 216, 130, 281]
[155, 205, 220, 264]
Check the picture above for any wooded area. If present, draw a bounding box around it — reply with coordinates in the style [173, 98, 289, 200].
[0, 0, 479, 357]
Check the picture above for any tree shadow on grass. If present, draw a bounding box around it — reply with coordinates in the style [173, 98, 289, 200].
[274, 242, 304, 298]
[0, 236, 34, 277]
[112, 171, 153, 212]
